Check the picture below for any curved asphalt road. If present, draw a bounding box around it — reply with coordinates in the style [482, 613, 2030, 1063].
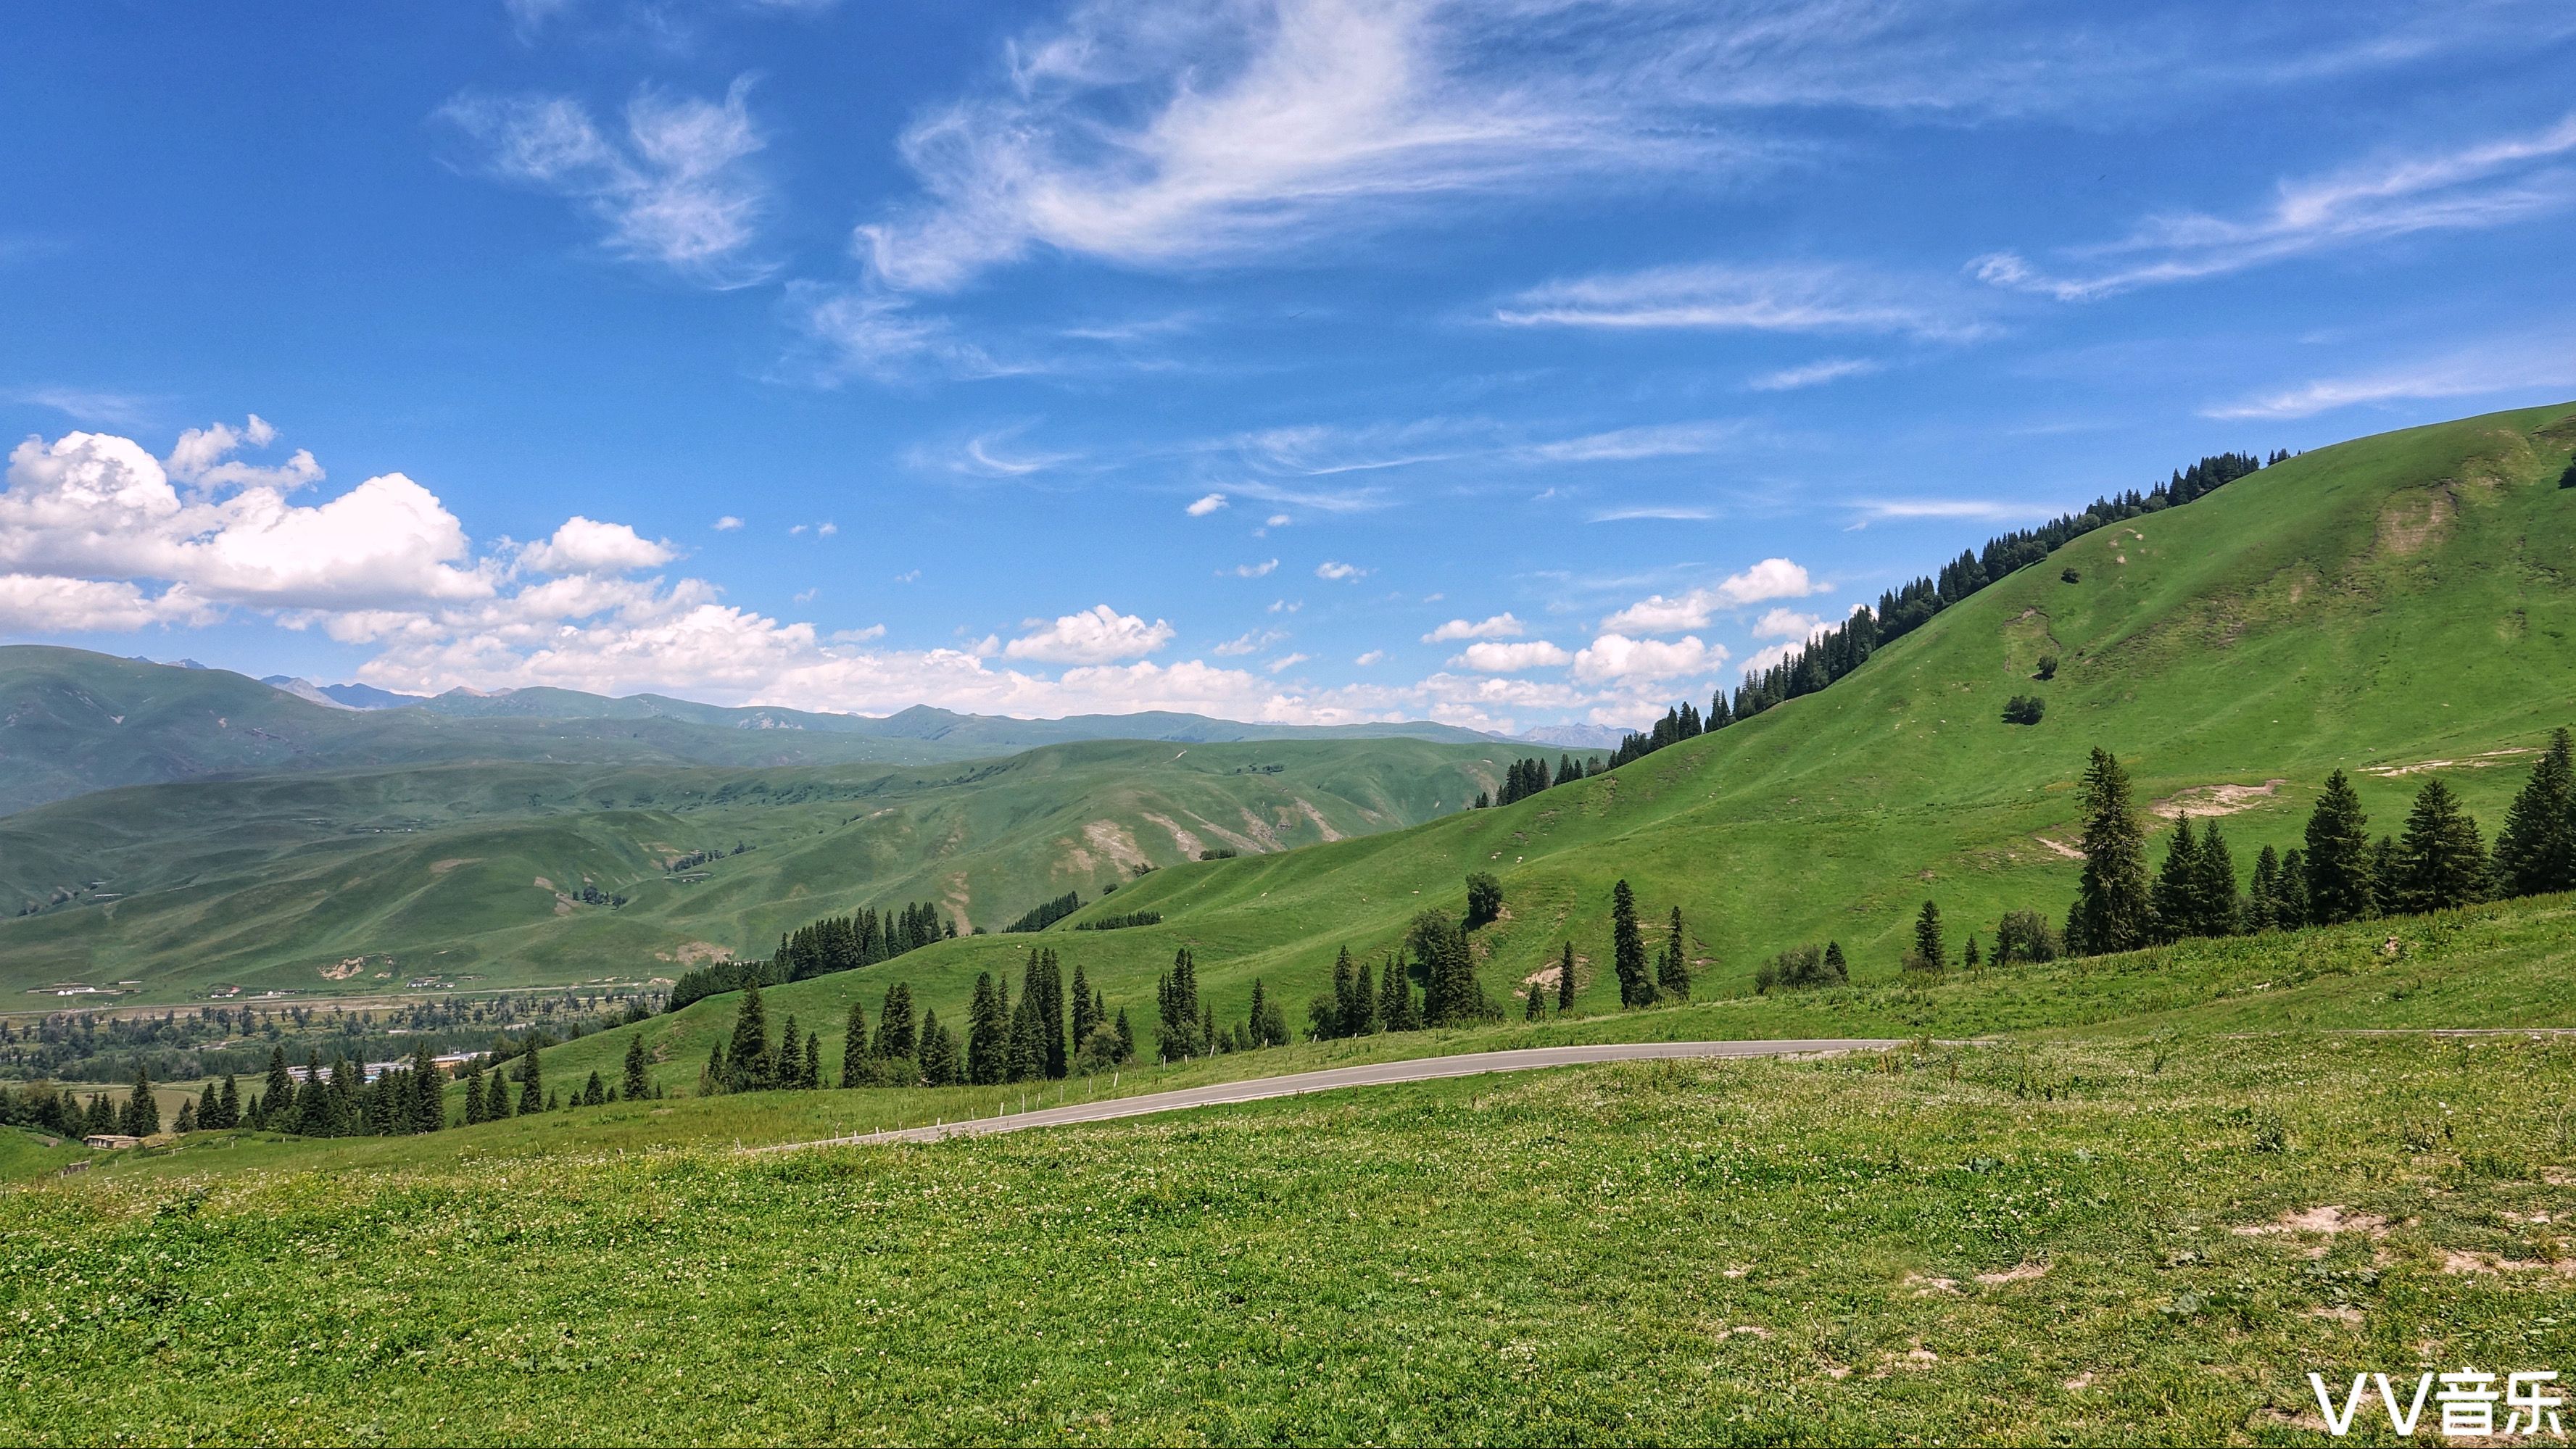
[750, 1038, 1905, 1153]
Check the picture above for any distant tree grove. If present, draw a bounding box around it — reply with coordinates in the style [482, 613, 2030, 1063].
[667, 900, 953, 1012]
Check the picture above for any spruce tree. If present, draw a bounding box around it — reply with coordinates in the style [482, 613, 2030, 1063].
[123, 1066, 161, 1136]
[1963, 934, 1981, 970]
[873, 983, 917, 1060]
[1525, 979, 1544, 1019]
[1911, 900, 1945, 971]
[2193, 821, 2242, 937]
[2370, 835, 2404, 917]
[2277, 848, 2311, 927]
[803, 1031, 824, 1089]
[623, 1034, 650, 1102]
[727, 981, 773, 1092]
[2067, 748, 2151, 955]
[1556, 942, 1576, 1012]
[968, 973, 1006, 1084]
[2397, 776, 2492, 912]
[1035, 949, 1067, 1079]
[2150, 818, 2201, 942]
[2247, 844, 2282, 931]
[175, 1097, 198, 1133]
[1114, 1008, 1135, 1063]
[1379, 952, 1420, 1031]
[1610, 879, 1652, 1008]
[1330, 947, 1362, 1037]
[2495, 728, 2576, 897]
[1656, 906, 1690, 1000]
[1823, 941, 1848, 984]
[517, 1048, 544, 1116]
[1069, 962, 1098, 1047]
[918, 1011, 961, 1087]
[1007, 987, 1042, 1082]
[196, 1081, 218, 1132]
[583, 1070, 606, 1107]
[262, 1046, 295, 1126]
[779, 1014, 802, 1086]
[215, 1074, 239, 1131]
[2303, 770, 2377, 924]
[463, 1071, 486, 1125]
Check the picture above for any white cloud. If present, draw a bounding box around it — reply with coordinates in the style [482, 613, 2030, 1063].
[1001, 603, 1177, 664]
[1267, 598, 1301, 613]
[948, 433, 1079, 478]
[164, 416, 324, 493]
[1186, 491, 1228, 516]
[2202, 339, 2576, 419]
[1599, 557, 1818, 634]
[1315, 560, 1367, 581]
[1229, 558, 1279, 578]
[1850, 497, 2052, 523]
[1267, 652, 1311, 673]
[1265, 512, 1291, 527]
[1517, 422, 1745, 462]
[1976, 113, 2576, 301]
[1214, 628, 1288, 657]
[1, 430, 490, 610]
[440, 78, 774, 287]
[1570, 632, 1723, 684]
[11, 387, 154, 429]
[1354, 649, 1386, 666]
[1422, 612, 1524, 643]
[1450, 639, 1572, 673]
[713, 515, 745, 531]
[0, 575, 212, 634]
[1588, 505, 1712, 523]
[520, 515, 676, 575]
[1751, 607, 1826, 640]
[1748, 357, 1882, 391]
[816, 522, 839, 537]
[1494, 263, 1981, 340]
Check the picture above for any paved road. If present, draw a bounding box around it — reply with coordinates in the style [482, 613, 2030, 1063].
[750, 1037, 1906, 1153]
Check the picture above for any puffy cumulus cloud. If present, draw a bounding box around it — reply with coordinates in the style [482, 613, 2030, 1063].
[1186, 492, 1227, 516]
[1752, 607, 1826, 640]
[1228, 558, 1279, 578]
[1214, 627, 1288, 657]
[1570, 633, 1724, 684]
[165, 416, 324, 492]
[1421, 612, 1523, 643]
[1001, 604, 1176, 664]
[713, 515, 745, 531]
[520, 515, 676, 575]
[1315, 560, 1367, 581]
[1599, 557, 1818, 634]
[1, 429, 490, 611]
[1354, 649, 1386, 666]
[1449, 639, 1571, 673]
[0, 576, 213, 634]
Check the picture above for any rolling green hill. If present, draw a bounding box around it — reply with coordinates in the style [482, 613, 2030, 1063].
[520, 401, 2576, 1086]
[0, 736, 1509, 1000]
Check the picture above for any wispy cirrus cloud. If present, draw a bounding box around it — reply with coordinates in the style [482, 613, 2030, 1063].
[1977, 113, 2576, 301]
[2200, 336, 2576, 420]
[1494, 262, 1984, 341]
[1749, 357, 1882, 391]
[440, 77, 775, 287]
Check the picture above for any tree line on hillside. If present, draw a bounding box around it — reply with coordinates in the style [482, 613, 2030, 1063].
[667, 900, 952, 1012]
[1004, 890, 1082, 933]
[1475, 754, 1602, 808]
[1751, 728, 2576, 992]
[703, 947, 1143, 1094]
[1589, 449, 2282, 773]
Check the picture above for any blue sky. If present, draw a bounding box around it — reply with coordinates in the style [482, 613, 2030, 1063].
[4, 0, 2572, 731]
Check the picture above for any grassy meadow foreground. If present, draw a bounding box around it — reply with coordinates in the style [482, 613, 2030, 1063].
[9, 898, 2576, 1444]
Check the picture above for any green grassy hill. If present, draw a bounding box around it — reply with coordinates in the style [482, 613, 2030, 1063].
[0, 736, 1507, 999]
[520, 402, 2576, 1089]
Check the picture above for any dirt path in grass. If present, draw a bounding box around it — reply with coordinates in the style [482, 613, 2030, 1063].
[750, 1038, 1907, 1152]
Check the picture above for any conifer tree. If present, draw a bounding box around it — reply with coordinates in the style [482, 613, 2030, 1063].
[1610, 879, 1653, 1008]
[2150, 818, 2201, 942]
[215, 1074, 239, 1131]
[918, 1010, 961, 1086]
[1409, 911, 1482, 1024]
[1035, 949, 1067, 1079]
[1911, 900, 1945, 971]
[623, 1034, 650, 1102]
[1069, 962, 1098, 1047]
[2246, 844, 2282, 930]
[517, 1047, 544, 1116]
[1156, 949, 1202, 1061]
[1007, 985, 1043, 1082]
[262, 1046, 294, 1126]
[1201, 1002, 1219, 1055]
[196, 1081, 218, 1131]
[2495, 728, 2576, 897]
[2193, 821, 2242, 936]
[1556, 942, 1576, 1012]
[1525, 978, 1544, 1019]
[2277, 848, 2311, 927]
[463, 1071, 486, 1124]
[122, 1066, 160, 1136]
[968, 972, 1006, 1084]
[1114, 1007, 1135, 1064]
[2067, 748, 2152, 955]
[2397, 776, 2492, 912]
[803, 1030, 823, 1089]
[727, 982, 772, 1092]
[1823, 941, 1849, 983]
[779, 1014, 802, 1085]
[2303, 770, 2377, 924]
[1657, 906, 1691, 1000]
[699, 1042, 724, 1097]
[583, 1070, 606, 1107]
[489, 1066, 515, 1118]
[175, 1097, 198, 1133]
[873, 983, 918, 1060]
[1379, 952, 1420, 1031]
[1963, 934, 1981, 969]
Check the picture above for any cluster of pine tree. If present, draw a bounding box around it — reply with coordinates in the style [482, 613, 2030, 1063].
[1003, 890, 1082, 934]
[1483, 755, 1594, 807]
[1754, 941, 1848, 993]
[1725, 452, 2271, 722]
[1072, 910, 1161, 931]
[233, 1044, 448, 1137]
[2060, 731, 2576, 957]
[666, 900, 951, 1012]
[1604, 705, 1707, 770]
[1586, 880, 1693, 1009]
